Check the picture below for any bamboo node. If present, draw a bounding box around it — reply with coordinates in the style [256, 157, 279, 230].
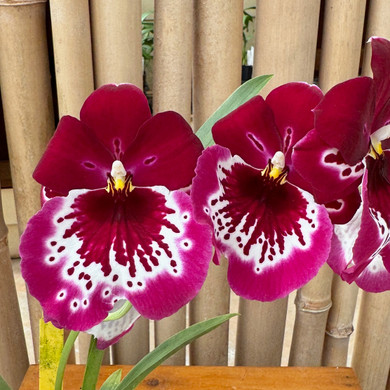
[325, 325, 354, 339]
[295, 298, 332, 314]
[0, 235, 8, 249]
[0, 0, 46, 6]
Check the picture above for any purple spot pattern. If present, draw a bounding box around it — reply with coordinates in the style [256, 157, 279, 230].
[28, 186, 193, 324]
[322, 149, 364, 181]
[208, 156, 321, 272]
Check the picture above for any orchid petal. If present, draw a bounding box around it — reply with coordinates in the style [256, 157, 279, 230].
[366, 150, 390, 224]
[371, 37, 390, 130]
[192, 145, 332, 301]
[80, 84, 152, 158]
[122, 111, 203, 190]
[265, 82, 323, 162]
[33, 116, 113, 195]
[212, 96, 282, 169]
[292, 129, 363, 203]
[20, 187, 212, 333]
[86, 302, 141, 349]
[354, 245, 390, 293]
[314, 77, 375, 165]
[324, 188, 361, 225]
[329, 172, 390, 289]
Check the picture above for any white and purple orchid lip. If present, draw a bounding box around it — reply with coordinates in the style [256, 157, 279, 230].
[20, 160, 212, 347]
[192, 145, 332, 301]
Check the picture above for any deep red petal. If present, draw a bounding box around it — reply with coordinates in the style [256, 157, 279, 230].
[314, 77, 375, 165]
[292, 129, 363, 203]
[371, 37, 390, 131]
[80, 84, 151, 158]
[366, 150, 390, 224]
[33, 116, 113, 194]
[324, 188, 361, 225]
[122, 111, 203, 190]
[212, 95, 282, 168]
[266, 82, 323, 162]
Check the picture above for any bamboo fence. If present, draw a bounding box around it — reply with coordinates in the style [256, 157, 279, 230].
[1, 1, 390, 389]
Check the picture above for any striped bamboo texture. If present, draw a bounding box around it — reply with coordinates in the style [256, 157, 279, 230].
[1, 1, 390, 389]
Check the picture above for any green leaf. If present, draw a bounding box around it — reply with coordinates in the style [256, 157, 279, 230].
[0, 375, 11, 390]
[115, 313, 238, 390]
[196, 75, 273, 148]
[100, 369, 123, 390]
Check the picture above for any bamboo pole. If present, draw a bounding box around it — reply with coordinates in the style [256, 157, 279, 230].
[361, 0, 390, 76]
[0, 0, 55, 361]
[151, 0, 193, 365]
[49, 0, 94, 118]
[253, 0, 320, 96]
[235, 0, 321, 366]
[317, 0, 365, 366]
[318, 0, 366, 92]
[289, 265, 333, 366]
[90, 0, 142, 88]
[0, 184, 29, 390]
[322, 279, 358, 366]
[352, 291, 390, 390]
[190, 0, 242, 365]
[49, 0, 94, 363]
[153, 0, 192, 121]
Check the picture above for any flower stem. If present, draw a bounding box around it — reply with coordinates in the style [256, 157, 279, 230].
[82, 336, 106, 390]
[54, 330, 79, 390]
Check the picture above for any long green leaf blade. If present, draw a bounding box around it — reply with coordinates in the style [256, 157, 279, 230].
[100, 369, 122, 390]
[0, 375, 11, 390]
[116, 313, 237, 390]
[196, 74, 273, 147]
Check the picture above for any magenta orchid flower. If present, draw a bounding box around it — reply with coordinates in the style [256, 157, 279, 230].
[191, 82, 333, 301]
[293, 37, 390, 292]
[20, 84, 212, 349]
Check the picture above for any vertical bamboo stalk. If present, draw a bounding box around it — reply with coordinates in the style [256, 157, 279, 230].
[289, 265, 333, 366]
[317, 0, 366, 367]
[0, 0, 55, 361]
[191, 1, 242, 366]
[236, 298, 287, 366]
[322, 278, 358, 366]
[236, 0, 321, 366]
[153, 0, 192, 121]
[253, 0, 320, 96]
[318, 0, 366, 92]
[361, 0, 390, 76]
[151, 0, 193, 366]
[49, 0, 94, 118]
[90, 0, 142, 88]
[0, 183, 29, 390]
[352, 291, 390, 390]
[49, 0, 94, 363]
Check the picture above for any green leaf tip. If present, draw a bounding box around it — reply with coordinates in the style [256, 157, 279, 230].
[196, 74, 273, 148]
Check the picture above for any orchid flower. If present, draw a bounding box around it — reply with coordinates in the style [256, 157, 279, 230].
[20, 84, 212, 349]
[191, 82, 333, 301]
[293, 37, 390, 292]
